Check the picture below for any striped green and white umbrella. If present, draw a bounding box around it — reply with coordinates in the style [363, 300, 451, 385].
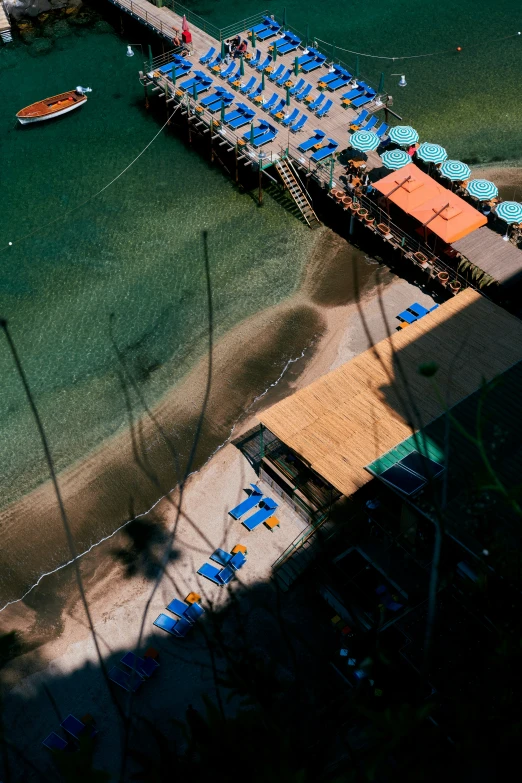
[380, 149, 411, 170]
[466, 179, 498, 201]
[350, 130, 380, 152]
[416, 142, 447, 164]
[439, 160, 471, 182]
[495, 201, 522, 224]
[388, 125, 419, 146]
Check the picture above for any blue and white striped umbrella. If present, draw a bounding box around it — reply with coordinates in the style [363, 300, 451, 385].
[466, 179, 498, 201]
[439, 160, 471, 182]
[380, 149, 411, 170]
[416, 142, 447, 164]
[350, 130, 380, 152]
[495, 201, 522, 224]
[388, 125, 419, 146]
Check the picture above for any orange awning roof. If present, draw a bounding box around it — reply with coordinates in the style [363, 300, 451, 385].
[374, 163, 487, 244]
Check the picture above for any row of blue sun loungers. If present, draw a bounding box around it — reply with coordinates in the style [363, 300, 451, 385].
[198, 549, 247, 585]
[298, 129, 339, 161]
[154, 596, 205, 639]
[228, 483, 279, 530]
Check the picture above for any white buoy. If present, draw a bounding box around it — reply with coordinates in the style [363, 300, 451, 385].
[126, 45, 134, 57]
[8, 242, 12, 246]
[398, 74, 407, 87]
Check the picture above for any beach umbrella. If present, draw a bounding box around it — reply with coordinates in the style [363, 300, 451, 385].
[495, 201, 522, 224]
[439, 160, 471, 182]
[380, 149, 411, 170]
[466, 179, 498, 201]
[350, 130, 380, 152]
[294, 56, 299, 76]
[388, 125, 419, 146]
[251, 30, 256, 47]
[171, 65, 176, 85]
[182, 15, 189, 32]
[250, 121, 255, 146]
[220, 100, 226, 123]
[192, 82, 198, 102]
[221, 39, 226, 59]
[261, 70, 265, 91]
[286, 85, 291, 106]
[240, 55, 245, 76]
[272, 43, 277, 62]
[416, 142, 447, 164]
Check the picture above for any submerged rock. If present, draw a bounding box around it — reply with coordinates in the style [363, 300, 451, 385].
[5, 0, 82, 22]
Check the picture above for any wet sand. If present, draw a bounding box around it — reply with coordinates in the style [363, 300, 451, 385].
[471, 163, 522, 201]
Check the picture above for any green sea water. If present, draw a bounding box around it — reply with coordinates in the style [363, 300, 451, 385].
[0, 0, 520, 603]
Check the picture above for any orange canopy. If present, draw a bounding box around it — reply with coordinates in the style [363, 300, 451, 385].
[374, 163, 487, 244]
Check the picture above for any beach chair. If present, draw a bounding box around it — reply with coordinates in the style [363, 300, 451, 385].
[199, 88, 226, 107]
[179, 75, 199, 91]
[328, 77, 350, 91]
[200, 46, 215, 64]
[207, 95, 234, 112]
[42, 732, 70, 752]
[249, 82, 263, 100]
[308, 93, 325, 111]
[257, 21, 280, 41]
[361, 115, 378, 132]
[396, 310, 417, 324]
[60, 714, 98, 740]
[278, 35, 301, 55]
[269, 64, 285, 82]
[298, 130, 325, 152]
[224, 108, 243, 124]
[240, 75, 256, 94]
[351, 95, 371, 109]
[108, 666, 143, 693]
[228, 551, 247, 570]
[296, 83, 312, 101]
[229, 484, 264, 518]
[301, 54, 327, 73]
[229, 110, 255, 129]
[341, 88, 362, 103]
[289, 77, 305, 96]
[257, 55, 272, 72]
[408, 302, 430, 318]
[120, 651, 160, 679]
[208, 54, 222, 70]
[184, 602, 206, 622]
[376, 122, 389, 138]
[153, 613, 192, 637]
[249, 49, 262, 68]
[210, 548, 233, 566]
[276, 68, 292, 87]
[262, 93, 279, 112]
[316, 98, 333, 118]
[220, 62, 236, 79]
[321, 69, 343, 85]
[243, 498, 278, 531]
[296, 52, 314, 67]
[198, 562, 235, 585]
[251, 20, 269, 34]
[311, 139, 338, 161]
[194, 80, 213, 97]
[242, 121, 270, 140]
[270, 99, 286, 117]
[253, 129, 278, 147]
[282, 108, 299, 127]
[350, 109, 369, 129]
[228, 66, 242, 85]
[291, 114, 308, 133]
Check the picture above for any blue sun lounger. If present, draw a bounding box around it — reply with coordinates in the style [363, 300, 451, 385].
[350, 109, 369, 129]
[296, 83, 312, 101]
[109, 666, 143, 693]
[156, 61, 190, 79]
[249, 49, 262, 67]
[229, 110, 255, 129]
[200, 46, 215, 64]
[194, 80, 213, 97]
[240, 75, 256, 94]
[257, 22, 280, 41]
[60, 714, 98, 740]
[224, 108, 243, 124]
[166, 597, 205, 622]
[311, 139, 338, 161]
[282, 108, 299, 127]
[229, 551, 247, 570]
[298, 130, 326, 152]
[376, 122, 389, 138]
[308, 93, 325, 111]
[208, 95, 234, 112]
[243, 498, 278, 531]
[200, 88, 227, 107]
[278, 36, 301, 55]
[220, 62, 236, 79]
[229, 483, 263, 519]
[328, 77, 350, 91]
[296, 52, 314, 67]
[210, 548, 234, 566]
[253, 129, 278, 147]
[342, 88, 362, 102]
[361, 115, 378, 132]
[289, 77, 305, 96]
[321, 70, 342, 85]
[257, 55, 272, 72]
[179, 75, 199, 91]
[228, 66, 242, 85]
[262, 93, 279, 112]
[302, 55, 327, 73]
[208, 54, 222, 70]
[251, 20, 269, 34]
[276, 68, 292, 87]
[249, 82, 263, 100]
[291, 114, 307, 133]
[269, 64, 285, 82]
[316, 98, 333, 118]
[408, 302, 430, 318]
[270, 99, 286, 117]
[242, 121, 270, 140]
[42, 732, 70, 751]
[351, 95, 371, 108]
[120, 651, 159, 679]
[397, 310, 417, 324]
[198, 562, 235, 585]
[153, 612, 192, 637]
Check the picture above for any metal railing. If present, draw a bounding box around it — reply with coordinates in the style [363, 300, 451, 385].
[107, 0, 178, 40]
[155, 0, 222, 39]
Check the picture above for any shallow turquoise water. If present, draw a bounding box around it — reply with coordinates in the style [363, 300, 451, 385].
[0, 14, 317, 509]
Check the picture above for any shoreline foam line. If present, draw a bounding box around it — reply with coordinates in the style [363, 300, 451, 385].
[0, 338, 314, 614]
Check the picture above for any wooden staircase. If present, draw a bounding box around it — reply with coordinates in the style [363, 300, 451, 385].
[275, 158, 321, 229]
[273, 517, 337, 591]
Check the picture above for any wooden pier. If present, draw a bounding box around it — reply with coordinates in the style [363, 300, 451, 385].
[0, 2, 12, 43]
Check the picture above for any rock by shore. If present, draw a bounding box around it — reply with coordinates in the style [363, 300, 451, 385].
[5, 0, 82, 21]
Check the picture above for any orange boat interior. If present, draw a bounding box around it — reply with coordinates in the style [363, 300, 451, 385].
[17, 91, 86, 117]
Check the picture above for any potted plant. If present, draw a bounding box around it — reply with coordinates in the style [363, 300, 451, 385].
[437, 270, 450, 286]
[342, 196, 352, 209]
[358, 207, 368, 219]
[365, 214, 375, 226]
[414, 251, 429, 267]
[450, 279, 462, 294]
[377, 222, 391, 235]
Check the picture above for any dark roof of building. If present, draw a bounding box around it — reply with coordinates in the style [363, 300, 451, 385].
[367, 361, 522, 582]
[452, 226, 522, 287]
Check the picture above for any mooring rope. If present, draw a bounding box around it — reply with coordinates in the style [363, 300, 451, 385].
[1, 102, 181, 254]
[314, 30, 521, 61]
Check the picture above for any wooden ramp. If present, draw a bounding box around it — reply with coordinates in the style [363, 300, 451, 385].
[0, 3, 12, 43]
[275, 158, 321, 228]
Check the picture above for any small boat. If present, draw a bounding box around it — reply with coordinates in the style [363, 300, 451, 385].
[16, 87, 91, 125]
